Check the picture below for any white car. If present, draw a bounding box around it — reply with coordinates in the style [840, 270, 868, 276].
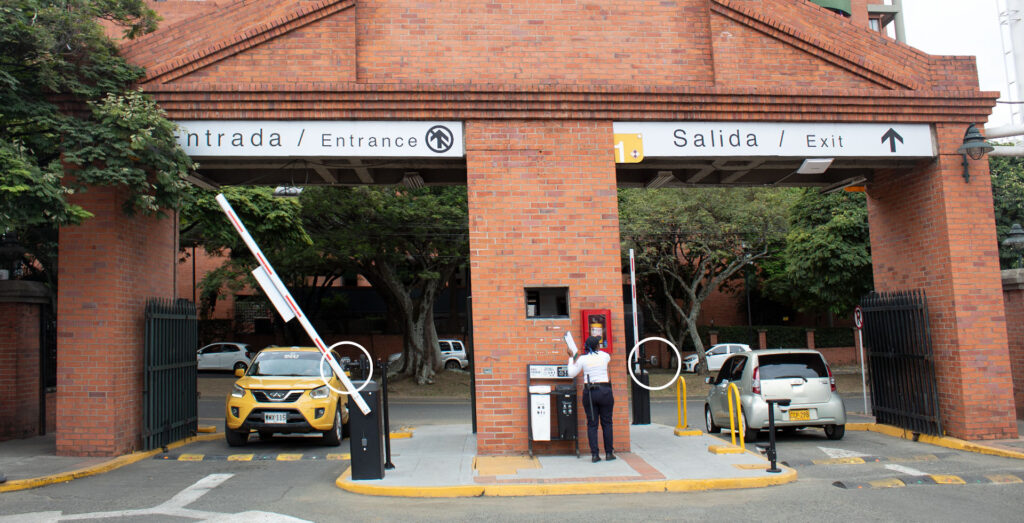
[704, 349, 847, 441]
[197, 342, 252, 372]
[388, 339, 469, 370]
[682, 343, 751, 373]
[440, 339, 469, 370]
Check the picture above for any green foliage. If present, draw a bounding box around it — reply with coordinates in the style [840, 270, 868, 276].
[762, 188, 873, 316]
[990, 155, 1024, 269]
[814, 327, 854, 348]
[620, 187, 794, 359]
[1, 0, 191, 284]
[179, 186, 315, 319]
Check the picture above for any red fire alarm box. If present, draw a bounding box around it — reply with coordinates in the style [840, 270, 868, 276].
[581, 309, 612, 353]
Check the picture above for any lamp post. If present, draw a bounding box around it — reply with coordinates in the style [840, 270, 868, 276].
[956, 124, 995, 183]
[1003, 223, 1024, 269]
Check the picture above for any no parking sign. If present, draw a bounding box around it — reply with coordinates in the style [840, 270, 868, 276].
[853, 306, 863, 330]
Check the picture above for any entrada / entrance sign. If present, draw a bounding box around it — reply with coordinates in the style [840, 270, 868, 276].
[612, 122, 935, 159]
[175, 121, 464, 157]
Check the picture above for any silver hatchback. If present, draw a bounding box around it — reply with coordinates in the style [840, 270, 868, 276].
[704, 349, 846, 440]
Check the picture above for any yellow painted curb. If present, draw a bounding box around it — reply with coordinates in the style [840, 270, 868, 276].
[197, 425, 217, 434]
[848, 423, 1024, 460]
[708, 445, 745, 455]
[389, 431, 413, 440]
[0, 432, 223, 493]
[334, 464, 797, 497]
[674, 428, 703, 437]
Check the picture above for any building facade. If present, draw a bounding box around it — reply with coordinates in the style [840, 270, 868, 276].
[50, 0, 1017, 456]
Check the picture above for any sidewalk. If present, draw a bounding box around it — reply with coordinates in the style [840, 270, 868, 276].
[337, 424, 795, 497]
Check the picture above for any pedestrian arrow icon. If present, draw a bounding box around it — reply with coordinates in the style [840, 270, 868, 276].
[881, 128, 904, 153]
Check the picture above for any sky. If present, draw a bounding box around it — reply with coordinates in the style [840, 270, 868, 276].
[902, 0, 1013, 127]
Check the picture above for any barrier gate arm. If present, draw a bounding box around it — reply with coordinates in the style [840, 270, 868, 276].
[215, 193, 371, 415]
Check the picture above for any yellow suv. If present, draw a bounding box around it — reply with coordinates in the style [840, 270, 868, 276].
[225, 347, 350, 446]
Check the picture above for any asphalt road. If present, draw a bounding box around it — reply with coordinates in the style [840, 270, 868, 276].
[3, 380, 1022, 522]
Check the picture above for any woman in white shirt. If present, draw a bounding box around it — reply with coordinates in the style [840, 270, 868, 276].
[567, 336, 615, 463]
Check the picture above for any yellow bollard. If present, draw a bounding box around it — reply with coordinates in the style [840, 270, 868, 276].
[674, 376, 702, 437]
[727, 382, 745, 451]
[676, 375, 686, 429]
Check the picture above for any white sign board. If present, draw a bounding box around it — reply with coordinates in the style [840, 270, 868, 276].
[175, 121, 464, 157]
[613, 122, 935, 158]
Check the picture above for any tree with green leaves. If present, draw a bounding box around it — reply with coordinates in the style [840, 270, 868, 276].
[762, 188, 873, 318]
[619, 187, 793, 373]
[991, 155, 1024, 269]
[302, 186, 469, 384]
[179, 186, 320, 327]
[0, 0, 193, 288]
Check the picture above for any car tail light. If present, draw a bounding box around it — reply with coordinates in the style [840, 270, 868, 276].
[826, 364, 837, 392]
[751, 365, 761, 395]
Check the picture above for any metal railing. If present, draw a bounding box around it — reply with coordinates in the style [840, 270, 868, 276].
[860, 290, 942, 436]
[142, 298, 198, 450]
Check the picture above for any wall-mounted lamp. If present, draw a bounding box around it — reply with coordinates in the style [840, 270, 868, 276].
[955, 124, 994, 183]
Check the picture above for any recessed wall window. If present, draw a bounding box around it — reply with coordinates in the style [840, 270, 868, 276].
[525, 287, 569, 319]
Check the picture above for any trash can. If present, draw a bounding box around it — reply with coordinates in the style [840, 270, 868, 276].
[347, 380, 384, 480]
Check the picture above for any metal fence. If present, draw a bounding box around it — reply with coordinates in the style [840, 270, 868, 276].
[860, 290, 942, 435]
[143, 298, 199, 450]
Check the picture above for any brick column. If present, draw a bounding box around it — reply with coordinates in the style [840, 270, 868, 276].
[1003, 269, 1024, 418]
[757, 329, 767, 349]
[805, 328, 816, 350]
[0, 281, 49, 441]
[709, 330, 719, 345]
[867, 123, 1017, 440]
[466, 120, 626, 455]
[57, 185, 177, 456]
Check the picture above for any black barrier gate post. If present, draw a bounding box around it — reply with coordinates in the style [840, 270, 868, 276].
[379, 359, 395, 470]
[762, 399, 789, 473]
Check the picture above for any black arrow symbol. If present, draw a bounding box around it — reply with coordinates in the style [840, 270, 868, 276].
[881, 128, 904, 153]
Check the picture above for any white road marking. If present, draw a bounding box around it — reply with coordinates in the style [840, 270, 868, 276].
[884, 464, 929, 476]
[818, 446, 870, 459]
[0, 474, 311, 522]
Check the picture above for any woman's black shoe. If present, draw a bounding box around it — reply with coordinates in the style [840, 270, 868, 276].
[605, 452, 616, 461]
[591, 455, 601, 463]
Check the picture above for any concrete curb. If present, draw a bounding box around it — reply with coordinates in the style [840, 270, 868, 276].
[0, 433, 223, 494]
[848, 423, 1024, 460]
[334, 465, 798, 497]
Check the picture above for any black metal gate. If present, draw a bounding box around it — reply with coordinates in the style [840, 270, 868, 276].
[143, 298, 199, 450]
[860, 290, 942, 435]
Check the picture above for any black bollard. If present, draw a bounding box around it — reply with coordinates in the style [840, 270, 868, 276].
[765, 399, 790, 473]
[379, 359, 395, 470]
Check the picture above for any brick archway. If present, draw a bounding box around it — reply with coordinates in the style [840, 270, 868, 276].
[54, 0, 1015, 456]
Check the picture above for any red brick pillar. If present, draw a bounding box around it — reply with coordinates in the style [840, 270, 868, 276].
[57, 185, 177, 456]
[466, 120, 626, 455]
[805, 328, 816, 350]
[709, 330, 719, 345]
[1003, 269, 1024, 418]
[757, 329, 767, 349]
[867, 123, 1017, 440]
[0, 281, 49, 441]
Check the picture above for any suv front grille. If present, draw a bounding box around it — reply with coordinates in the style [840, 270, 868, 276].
[253, 390, 304, 403]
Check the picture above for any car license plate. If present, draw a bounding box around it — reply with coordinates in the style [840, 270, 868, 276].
[264, 412, 287, 424]
[789, 409, 810, 421]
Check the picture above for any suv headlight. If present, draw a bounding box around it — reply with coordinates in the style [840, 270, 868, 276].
[231, 384, 246, 398]
[310, 385, 330, 399]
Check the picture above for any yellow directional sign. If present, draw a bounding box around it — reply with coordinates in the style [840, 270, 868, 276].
[614, 133, 644, 163]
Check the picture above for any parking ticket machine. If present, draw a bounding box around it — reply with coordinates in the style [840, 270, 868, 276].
[581, 309, 612, 352]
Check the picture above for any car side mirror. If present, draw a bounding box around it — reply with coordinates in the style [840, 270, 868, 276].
[234, 368, 244, 378]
